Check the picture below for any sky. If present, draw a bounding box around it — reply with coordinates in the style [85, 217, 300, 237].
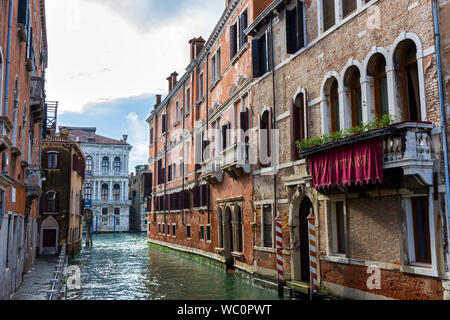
[45, 0, 224, 172]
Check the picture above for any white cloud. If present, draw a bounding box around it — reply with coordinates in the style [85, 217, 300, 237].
[45, 0, 223, 114]
[126, 112, 149, 169]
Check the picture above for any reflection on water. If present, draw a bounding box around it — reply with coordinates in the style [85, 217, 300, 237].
[67, 233, 281, 300]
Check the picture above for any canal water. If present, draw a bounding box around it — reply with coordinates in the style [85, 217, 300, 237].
[66, 233, 281, 300]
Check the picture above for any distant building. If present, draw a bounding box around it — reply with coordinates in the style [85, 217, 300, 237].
[129, 165, 152, 232]
[63, 127, 132, 233]
[38, 128, 85, 257]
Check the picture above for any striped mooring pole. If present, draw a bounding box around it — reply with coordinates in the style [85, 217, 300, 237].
[275, 214, 284, 298]
[307, 209, 319, 300]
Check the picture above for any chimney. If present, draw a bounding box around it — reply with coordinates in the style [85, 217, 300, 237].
[189, 37, 206, 61]
[123, 134, 128, 143]
[167, 75, 173, 92]
[171, 72, 179, 88]
[60, 127, 69, 140]
[156, 94, 162, 105]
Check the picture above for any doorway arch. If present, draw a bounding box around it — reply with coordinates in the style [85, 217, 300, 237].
[289, 190, 314, 282]
[223, 206, 234, 267]
[40, 217, 59, 256]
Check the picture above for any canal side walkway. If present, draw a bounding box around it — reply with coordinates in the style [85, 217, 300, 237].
[11, 256, 57, 300]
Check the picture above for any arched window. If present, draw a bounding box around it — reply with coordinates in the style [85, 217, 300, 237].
[102, 157, 109, 172]
[114, 157, 121, 172]
[399, 41, 421, 121]
[101, 184, 109, 201]
[345, 67, 363, 126]
[291, 92, 306, 161]
[86, 156, 93, 172]
[368, 54, 389, 119]
[329, 78, 340, 132]
[48, 152, 58, 169]
[84, 184, 92, 200]
[45, 191, 57, 212]
[259, 109, 272, 167]
[113, 184, 120, 201]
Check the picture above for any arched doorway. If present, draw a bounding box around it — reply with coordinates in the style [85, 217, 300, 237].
[298, 197, 312, 282]
[290, 194, 313, 283]
[223, 206, 234, 268]
[40, 217, 59, 256]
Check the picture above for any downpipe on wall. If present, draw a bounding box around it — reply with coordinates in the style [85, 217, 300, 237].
[432, 0, 450, 253]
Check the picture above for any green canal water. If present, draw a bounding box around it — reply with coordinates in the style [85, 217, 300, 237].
[66, 233, 281, 300]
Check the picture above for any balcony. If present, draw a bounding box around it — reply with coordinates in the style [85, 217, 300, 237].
[201, 157, 223, 184]
[0, 116, 13, 152]
[221, 142, 250, 180]
[91, 199, 132, 206]
[26, 165, 43, 200]
[298, 122, 434, 187]
[382, 122, 434, 185]
[30, 77, 45, 123]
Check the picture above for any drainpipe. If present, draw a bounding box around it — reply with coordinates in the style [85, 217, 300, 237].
[270, 17, 283, 298]
[432, 0, 450, 237]
[3, 0, 14, 116]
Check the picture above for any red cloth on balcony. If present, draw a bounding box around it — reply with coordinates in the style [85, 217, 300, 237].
[309, 138, 383, 190]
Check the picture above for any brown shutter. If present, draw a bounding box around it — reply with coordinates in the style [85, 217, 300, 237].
[42, 151, 48, 169]
[291, 99, 301, 161]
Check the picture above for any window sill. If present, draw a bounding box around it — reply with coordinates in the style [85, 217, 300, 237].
[209, 76, 223, 92]
[254, 246, 275, 253]
[231, 252, 244, 258]
[401, 265, 438, 278]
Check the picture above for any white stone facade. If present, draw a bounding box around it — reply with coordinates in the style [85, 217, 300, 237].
[81, 143, 132, 233]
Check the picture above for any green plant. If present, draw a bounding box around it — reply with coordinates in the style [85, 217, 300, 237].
[296, 113, 398, 152]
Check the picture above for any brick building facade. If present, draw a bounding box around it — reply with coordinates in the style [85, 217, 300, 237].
[147, 0, 450, 300]
[0, 0, 48, 300]
[38, 128, 85, 258]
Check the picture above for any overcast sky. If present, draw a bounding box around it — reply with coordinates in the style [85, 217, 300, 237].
[45, 0, 224, 172]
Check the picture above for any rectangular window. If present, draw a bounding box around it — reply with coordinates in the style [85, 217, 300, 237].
[186, 87, 191, 113]
[335, 201, 346, 254]
[172, 224, 176, 237]
[186, 225, 191, 239]
[162, 114, 167, 134]
[252, 32, 270, 78]
[102, 208, 108, 215]
[48, 152, 58, 169]
[175, 101, 179, 123]
[162, 224, 165, 234]
[230, 22, 238, 59]
[206, 225, 211, 242]
[342, 0, 357, 18]
[158, 223, 161, 234]
[239, 9, 248, 49]
[322, 0, 336, 32]
[263, 206, 273, 248]
[200, 225, 205, 241]
[167, 224, 170, 236]
[198, 73, 204, 99]
[150, 128, 154, 144]
[411, 197, 431, 264]
[114, 208, 120, 215]
[210, 49, 221, 84]
[286, 0, 305, 54]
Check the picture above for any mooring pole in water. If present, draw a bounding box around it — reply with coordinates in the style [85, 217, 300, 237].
[307, 210, 318, 300]
[275, 215, 284, 298]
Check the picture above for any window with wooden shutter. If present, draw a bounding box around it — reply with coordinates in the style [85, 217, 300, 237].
[239, 9, 248, 48]
[322, 0, 336, 32]
[162, 114, 167, 134]
[230, 22, 238, 59]
[252, 39, 261, 77]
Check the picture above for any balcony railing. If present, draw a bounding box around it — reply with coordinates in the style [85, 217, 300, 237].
[91, 199, 132, 206]
[26, 165, 43, 199]
[0, 116, 12, 152]
[298, 122, 434, 187]
[382, 122, 433, 185]
[221, 142, 250, 179]
[201, 157, 223, 184]
[30, 77, 45, 122]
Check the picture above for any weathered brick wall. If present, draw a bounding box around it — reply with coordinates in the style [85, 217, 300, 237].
[347, 196, 402, 264]
[321, 260, 444, 300]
